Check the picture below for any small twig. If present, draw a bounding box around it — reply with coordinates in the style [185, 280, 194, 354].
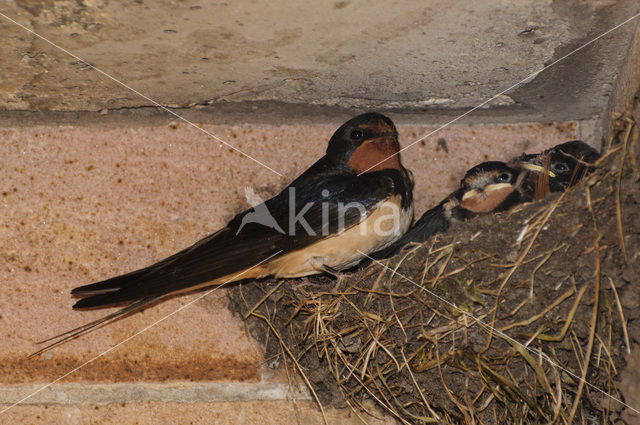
[529, 244, 565, 297]
[373, 364, 422, 424]
[614, 116, 633, 261]
[426, 246, 455, 288]
[607, 276, 631, 354]
[435, 341, 474, 424]
[546, 349, 567, 425]
[388, 293, 407, 341]
[527, 285, 586, 342]
[593, 331, 617, 375]
[504, 337, 553, 397]
[498, 297, 529, 320]
[569, 331, 585, 375]
[500, 286, 575, 332]
[243, 280, 285, 319]
[335, 344, 412, 424]
[399, 349, 441, 420]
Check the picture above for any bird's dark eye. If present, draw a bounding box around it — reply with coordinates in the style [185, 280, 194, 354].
[496, 172, 512, 183]
[350, 129, 364, 141]
[552, 162, 569, 172]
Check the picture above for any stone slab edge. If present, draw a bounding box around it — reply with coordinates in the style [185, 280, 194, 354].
[603, 18, 640, 144]
[0, 382, 311, 406]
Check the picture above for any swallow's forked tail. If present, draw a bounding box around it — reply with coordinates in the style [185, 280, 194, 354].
[29, 296, 160, 358]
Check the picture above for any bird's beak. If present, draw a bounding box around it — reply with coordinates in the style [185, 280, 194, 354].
[521, 163, 557, 178]
[461, 182, 514, 201]
[484, 182, 515, 193]
[461, 189, 478, 201]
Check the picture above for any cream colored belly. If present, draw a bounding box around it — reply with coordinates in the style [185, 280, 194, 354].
[265, 196, 413, 278]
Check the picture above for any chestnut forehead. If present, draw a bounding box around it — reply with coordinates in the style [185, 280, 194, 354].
[359, 120, 395, 134]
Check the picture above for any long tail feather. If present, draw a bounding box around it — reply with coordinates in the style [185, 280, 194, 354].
[72, 290, 144, 309]
[70, 271, 148, 295]
[29, 296, 160, 358]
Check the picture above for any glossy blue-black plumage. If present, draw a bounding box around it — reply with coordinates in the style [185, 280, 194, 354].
[70, 112, 412, 308]
[32, 112, 413, 356]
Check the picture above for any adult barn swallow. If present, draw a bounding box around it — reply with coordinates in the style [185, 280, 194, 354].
[36, 112, 414, 354]
[520, 140, 600, 198]
[372, 161, 523, 259]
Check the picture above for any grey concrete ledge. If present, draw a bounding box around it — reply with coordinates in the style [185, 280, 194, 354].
[0, 101, 545, 128]
[0, 382, 311, 406]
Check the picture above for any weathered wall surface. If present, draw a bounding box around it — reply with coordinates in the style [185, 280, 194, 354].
[1, 0, 638, 126]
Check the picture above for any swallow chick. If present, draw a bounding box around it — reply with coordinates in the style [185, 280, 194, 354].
[35, 112, 414, 355]
[373, 161, 524, 259]
[519, 140, 600, 199]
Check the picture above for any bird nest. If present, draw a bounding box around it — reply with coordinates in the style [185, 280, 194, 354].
[228, 111, 640, 424]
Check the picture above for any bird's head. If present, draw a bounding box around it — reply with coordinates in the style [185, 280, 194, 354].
[458, 161, 521, 213]
[326, 112, 402, 173]
[520, 140, 600, 193]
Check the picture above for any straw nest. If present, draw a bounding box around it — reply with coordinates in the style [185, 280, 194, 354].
[229, 112, 640, 425]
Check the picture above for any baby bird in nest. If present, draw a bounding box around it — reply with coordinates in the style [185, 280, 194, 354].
[374, 140, 600, 259]
[374, 161, 526, 258]
[519, 140, 601, 200]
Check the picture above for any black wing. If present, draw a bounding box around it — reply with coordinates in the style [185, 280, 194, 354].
[71, 164, 405, 308]
[32, 164, 410, 356]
